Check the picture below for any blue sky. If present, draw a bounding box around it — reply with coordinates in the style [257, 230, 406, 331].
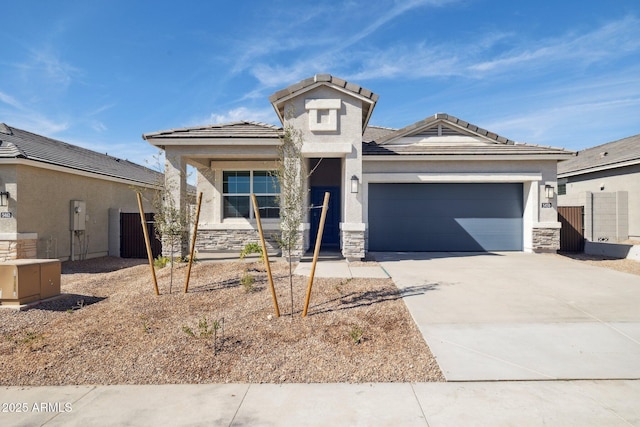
[2, 0, 640, 169]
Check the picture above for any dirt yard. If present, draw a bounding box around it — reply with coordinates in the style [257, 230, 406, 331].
[0, 257, 444, 386]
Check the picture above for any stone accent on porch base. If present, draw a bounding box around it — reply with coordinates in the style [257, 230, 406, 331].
[532, 227, 560, 253]
[161, 233, 189, 259]
[196, 229, 280, 254]
[341, 223, 366, 261]
[0, 238, 37, 261]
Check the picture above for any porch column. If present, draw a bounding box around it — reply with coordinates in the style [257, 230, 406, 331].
[164, 147, 188, 258]
[341, 144, 365, 261]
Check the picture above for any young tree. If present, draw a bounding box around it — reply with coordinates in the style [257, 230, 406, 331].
[275, 122, 307, 317]
[144, 152, 192, 294]
[152, 187, 189, 294]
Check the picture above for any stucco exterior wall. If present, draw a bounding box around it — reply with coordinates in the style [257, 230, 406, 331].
[561, 164, 640, 239]
[0, 163, 156, 261]
[283, 85, 367, 258]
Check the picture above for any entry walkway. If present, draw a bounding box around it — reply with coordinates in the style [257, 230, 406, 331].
[294, 260, 388, 279]
[294, 252, 389, 279]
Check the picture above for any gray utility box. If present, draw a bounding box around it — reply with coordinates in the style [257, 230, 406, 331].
[0, 259, 61, 305]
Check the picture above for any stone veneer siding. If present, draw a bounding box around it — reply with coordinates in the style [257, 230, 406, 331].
[196, 229, 281, 253]
[0, 238, 37, 261]
[342, 229, 365, 261]
[532, 227, 560, 253]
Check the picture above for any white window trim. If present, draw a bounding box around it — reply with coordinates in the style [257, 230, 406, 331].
[222, 169, 279, 220]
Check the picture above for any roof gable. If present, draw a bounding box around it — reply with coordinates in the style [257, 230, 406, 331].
[269, 74, 378, 130]
[364, 113, 574, 158]
[0, 123, 162, 186]
[376, 113, 515, 146]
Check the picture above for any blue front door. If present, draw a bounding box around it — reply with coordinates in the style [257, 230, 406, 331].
[310, 186, 340, 248]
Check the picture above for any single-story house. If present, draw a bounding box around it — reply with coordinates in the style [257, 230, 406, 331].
[143, 74, 574, 260]
[0, 123, 161, 261]
[558, 133, 640, 245]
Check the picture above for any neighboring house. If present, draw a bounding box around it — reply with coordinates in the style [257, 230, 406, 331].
[558, 133, 640, 244]
[0, 123, 161, 261]
[143, 74, 573, 260]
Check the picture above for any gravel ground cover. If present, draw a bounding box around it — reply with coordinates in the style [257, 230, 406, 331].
[0, 257, 444, 385]
[558, 253, 640, 276]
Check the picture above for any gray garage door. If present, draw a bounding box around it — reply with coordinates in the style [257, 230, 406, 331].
[368, 183, 523, 251]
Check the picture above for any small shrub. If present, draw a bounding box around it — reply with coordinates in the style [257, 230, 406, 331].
[198, 317, 213, 338]
[182, 317, 215, 339]
[181, 326, 195, 338]
[240, 271, 256, 293]
[140, 315, 153, 334]
[182, 316, 225, 355]
[239, 242, 263, 260]
[6, 331, 43, 346]
[349, 325, 364, 344]
[154, 255, 170, 269]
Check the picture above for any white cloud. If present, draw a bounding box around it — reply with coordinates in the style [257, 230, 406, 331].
[187, 106, 279, 127]
[90, 120, 107, 132]
[467, 15, 640, 75]
[0, 91, 24, 110]
[334, 15, 640, 83]
[242, 0, 463, 90]
[28, 48, 81, 88]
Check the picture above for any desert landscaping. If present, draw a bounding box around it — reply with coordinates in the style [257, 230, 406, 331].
[0, 257, 444, 386]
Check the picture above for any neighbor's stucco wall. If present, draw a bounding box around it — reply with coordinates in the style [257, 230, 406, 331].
[561, 164, 640, 239]
[0, 164, 18, 235]
[559, 191, 629, 243]
[5, 164, 156, 260]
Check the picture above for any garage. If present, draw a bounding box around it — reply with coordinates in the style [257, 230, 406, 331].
[368, 182, 523, 251]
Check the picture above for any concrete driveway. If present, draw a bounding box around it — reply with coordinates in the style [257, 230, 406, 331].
[375, 252, 640, 381]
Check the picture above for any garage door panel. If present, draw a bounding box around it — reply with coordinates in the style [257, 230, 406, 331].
[368, 183, 523, 251]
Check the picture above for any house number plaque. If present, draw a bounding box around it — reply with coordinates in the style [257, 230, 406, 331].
[0, 212, 12, 218]
[541, 203, 552, 208]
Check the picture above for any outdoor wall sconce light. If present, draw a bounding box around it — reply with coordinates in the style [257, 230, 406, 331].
[545, 184, 554, 199]
[350, 175, 359, 193]
[0, 191, 9, 206]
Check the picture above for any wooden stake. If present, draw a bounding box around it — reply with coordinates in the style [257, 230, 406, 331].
[184, 192, 203, 293]
[137, 192, 159, 296]
[251, 194, 280, 317]
[302, 191, 330, 317]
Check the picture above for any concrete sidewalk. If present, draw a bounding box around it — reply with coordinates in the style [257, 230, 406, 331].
[2, 380, 639, 426]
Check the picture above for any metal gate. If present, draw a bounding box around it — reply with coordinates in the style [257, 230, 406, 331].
[120, 213, 162, 258]
[558, 206, 584, 252]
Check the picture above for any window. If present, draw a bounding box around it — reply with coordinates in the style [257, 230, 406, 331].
[223, 171, 280, 219]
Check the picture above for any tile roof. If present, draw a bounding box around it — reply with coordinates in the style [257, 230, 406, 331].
[558, 133, 640, 176]
[363, 142, 574, 156]
[363, 113, 574, 157]
[363, 125, 397, 143]
[0, 123, 162, 186]
[143, 121, 283, 142]
[269, 74, 378, 130]
[375, 113, 517, 145]
[268, 74, 379, 105]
